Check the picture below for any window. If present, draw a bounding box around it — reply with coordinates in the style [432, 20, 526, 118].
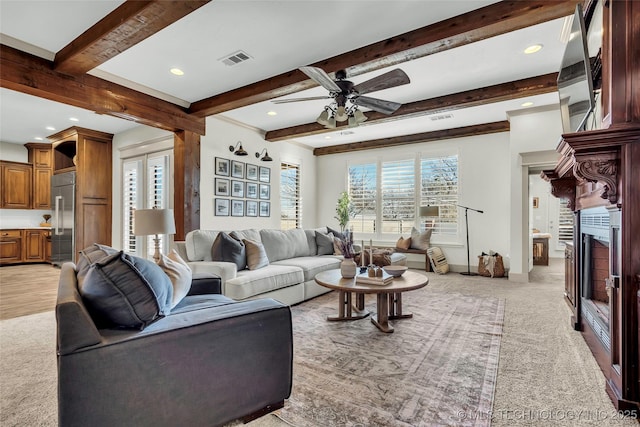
[122, 150, 172, 259]
[557, 200, 574, 243]
[348, 163, 377, 233]
[419, 155, 459, 234]
[381, 159, 414, 235]
[280, 161, 301, 229]
[348, 153, 459, 239]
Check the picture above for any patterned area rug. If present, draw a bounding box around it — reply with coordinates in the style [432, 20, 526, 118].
[277, 288, 504, 427]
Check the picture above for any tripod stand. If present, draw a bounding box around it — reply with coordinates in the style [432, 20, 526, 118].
[457, 204, 483, 276]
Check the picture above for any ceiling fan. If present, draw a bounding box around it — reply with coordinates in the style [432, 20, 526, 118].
[273, 66, 410, 128]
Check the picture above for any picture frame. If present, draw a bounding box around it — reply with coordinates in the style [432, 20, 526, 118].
[231, 160, 245, 179]
[259, 166, 270, 183]
[215, 178, 230, 196]
[246, 164, 259, 181]
[231, 180, 244, 198]
[246, 182, 258, 199]
[246, 201, 258, 217]
[259, 201, 270, 217]
[215, 158, 230, 176]
[259, 184, 270, 200]
[214, 199, 229, 216]
[231, 200, 244, 217]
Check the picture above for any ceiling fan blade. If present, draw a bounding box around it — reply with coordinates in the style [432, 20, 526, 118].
[352, 69, 410, 95]
[299, 66, 341, 92]
[353, 96, 402, 115]
[272, 96, 332, 104]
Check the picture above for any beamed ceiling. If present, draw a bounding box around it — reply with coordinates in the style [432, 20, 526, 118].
[0, 0, 584, 154]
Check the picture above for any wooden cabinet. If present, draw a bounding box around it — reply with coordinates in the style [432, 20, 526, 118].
[26, 143, 52, 209]
[533, 237, 549, 266]
[0, 230, 23, 264]
[0, 229, 52, 265]
[0, 161, 32, 209]
[49, 127, 113, 260]
[564, 242, 577, 317]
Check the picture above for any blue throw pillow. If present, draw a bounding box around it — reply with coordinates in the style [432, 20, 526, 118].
[80, 251, 173, 330]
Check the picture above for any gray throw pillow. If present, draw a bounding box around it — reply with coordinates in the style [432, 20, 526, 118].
[410, 227, 433, 250]
[211, 232, 246, 270]
[316, 231, 335, 255]
[80, 251, 173, 330]
[243, 239, 269, 270]
[76, 243, 118, 288]
[327, 226, 346, 240]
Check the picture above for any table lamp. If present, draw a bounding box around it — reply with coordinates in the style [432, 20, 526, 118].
[133, 208, 176, 262]
[419, 205, 440, 229]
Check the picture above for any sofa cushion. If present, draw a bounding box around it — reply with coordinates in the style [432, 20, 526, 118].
[230, 229, 261, 243]
[185, 230, 221, 261]
[158, 249, 193, 309]
[170, 294, 236, 314]
[225, 264, 304, 300]
[260, 228, 309, 262]
[244, 239, 269, 270]
[315, 231, 334, 255]
[211, 232, 246, 270]
[410, 227, 432, 250]
[80, 251, 173, 330]
[273, 256, 341, 282]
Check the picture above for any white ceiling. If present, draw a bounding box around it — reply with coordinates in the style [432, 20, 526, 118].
[0, 0, 572, 149]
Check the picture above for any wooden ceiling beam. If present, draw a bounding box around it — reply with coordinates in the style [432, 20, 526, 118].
[189, 0, 579, 117]
[265, 73, 557, 142]
[54, 0, 211, 75]
[313, 121, 510, 156]
[1, 45, 205, 135]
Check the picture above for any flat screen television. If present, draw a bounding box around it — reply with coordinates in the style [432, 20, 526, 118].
[557, 4, 595, 133]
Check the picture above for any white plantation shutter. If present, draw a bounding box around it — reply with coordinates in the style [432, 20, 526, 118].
[121, 150, 172, 259]
[280, 162, 301, 229]
[420, 155, 459, 235]
[381, 159, 415, 235]
[348, 163, 377, 233]
[558, 200, 574, 243]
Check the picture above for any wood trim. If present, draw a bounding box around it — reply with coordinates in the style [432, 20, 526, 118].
[313, 121, 510, 156]
[189, 1, 579, 117]
[1, 45, 205, 135]
[266, 74, 555, 142]
[54, 1, 210, 75]
[173, 131, 200, 240]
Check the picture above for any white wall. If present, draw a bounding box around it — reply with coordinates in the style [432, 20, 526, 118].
[199, 116, 317, 231]
[0, 142, 28, 162]
[529, 174, 566, 259]
[316, 132, 511, 270]
[508, 106, 563, 281]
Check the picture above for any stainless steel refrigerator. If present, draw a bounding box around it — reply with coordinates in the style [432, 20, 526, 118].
[51, 172, 75, 267]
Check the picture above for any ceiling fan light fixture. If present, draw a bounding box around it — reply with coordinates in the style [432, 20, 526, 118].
[316, 109, 330, 126]
[353, 109, 367, 124]
[229, 141, 248, 156]
[326, 116, 337, 129]
[335, 106, 348, 122]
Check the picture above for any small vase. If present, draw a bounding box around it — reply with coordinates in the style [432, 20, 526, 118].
[340, 258, 357, 279]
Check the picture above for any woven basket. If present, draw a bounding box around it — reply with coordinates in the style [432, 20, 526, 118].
[477, 255, 505, 278]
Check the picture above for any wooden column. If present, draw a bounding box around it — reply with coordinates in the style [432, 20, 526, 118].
[174, 131, 200, 241]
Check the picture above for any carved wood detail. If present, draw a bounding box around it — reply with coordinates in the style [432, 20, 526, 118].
[550, 178, 578, 211]
[572, 153, 619, 204]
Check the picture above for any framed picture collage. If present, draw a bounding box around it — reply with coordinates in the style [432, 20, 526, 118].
[214, 157, 271, 217]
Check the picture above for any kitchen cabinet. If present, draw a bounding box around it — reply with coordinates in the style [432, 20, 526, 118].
[26, 143, 53, 209]
[0, 230, 23, 264]
[0, 229, 51, 265]
[0, 161, 32, 209]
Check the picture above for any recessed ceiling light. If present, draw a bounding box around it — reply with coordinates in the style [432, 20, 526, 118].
[69, 117, 79, 122]
[524, 44, 543, 54]
[521, 101, 534, 107]
[34, 137, 43, 141]
[45, 126, 55, 131]
[170, 68, 184, 76]
[324, 136, 332, 139]
[267, 111, 277, 116]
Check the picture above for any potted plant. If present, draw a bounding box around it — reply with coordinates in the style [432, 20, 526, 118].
[334, 191, 353, 232]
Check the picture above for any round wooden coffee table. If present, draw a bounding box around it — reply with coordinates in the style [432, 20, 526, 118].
[314, 269, 428, 333]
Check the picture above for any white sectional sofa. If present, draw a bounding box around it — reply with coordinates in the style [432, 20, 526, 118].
[173, 227, 407, 306]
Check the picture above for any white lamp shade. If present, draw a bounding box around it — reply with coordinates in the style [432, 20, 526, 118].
[133, 208, 176, 236]
[419, 205, 440, 217]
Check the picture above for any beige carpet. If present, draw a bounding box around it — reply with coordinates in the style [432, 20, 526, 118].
[1, 260, 637, 426]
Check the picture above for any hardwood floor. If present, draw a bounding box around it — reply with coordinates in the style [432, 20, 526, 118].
[0, 263, 60, 320]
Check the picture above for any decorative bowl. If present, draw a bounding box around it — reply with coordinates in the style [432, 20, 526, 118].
[383, 265, 408, 277]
